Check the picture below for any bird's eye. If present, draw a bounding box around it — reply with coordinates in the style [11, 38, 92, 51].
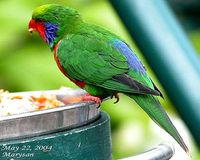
[37, 18, 43, 23]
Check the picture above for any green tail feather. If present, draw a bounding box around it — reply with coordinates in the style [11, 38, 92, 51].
[127, 94, 189, 153]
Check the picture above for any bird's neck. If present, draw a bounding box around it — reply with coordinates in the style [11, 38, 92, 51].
[48, 20, 83, 50]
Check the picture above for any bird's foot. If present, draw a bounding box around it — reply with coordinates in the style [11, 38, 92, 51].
[111, 93, 120, 104]
[81, 93, 101, 104]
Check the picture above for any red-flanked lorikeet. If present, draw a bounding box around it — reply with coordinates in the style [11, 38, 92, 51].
[28, 4, 188, 153]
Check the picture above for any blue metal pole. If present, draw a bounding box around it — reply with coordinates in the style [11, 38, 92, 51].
[109, 0, 200, 146]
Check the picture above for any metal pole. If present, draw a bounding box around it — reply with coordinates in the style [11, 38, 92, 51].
[121, 143, 175, 160]
[109, 0, 200, 146]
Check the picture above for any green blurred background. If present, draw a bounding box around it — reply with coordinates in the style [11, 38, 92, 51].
[0, 0, 199, 159]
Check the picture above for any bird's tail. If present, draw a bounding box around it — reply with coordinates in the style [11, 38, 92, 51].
[127, 93, 189, 154]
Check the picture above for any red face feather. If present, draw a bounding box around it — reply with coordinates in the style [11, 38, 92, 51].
[28, 19, 46, 43]
[29, 19, 58, 47]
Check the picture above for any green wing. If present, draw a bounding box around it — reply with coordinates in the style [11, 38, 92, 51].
[56, 33, 160, 96]
[55, 30, 188, 153]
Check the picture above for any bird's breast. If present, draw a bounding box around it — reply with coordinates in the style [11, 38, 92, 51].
[53, 41, 85, 88]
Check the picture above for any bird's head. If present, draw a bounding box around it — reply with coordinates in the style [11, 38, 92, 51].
[28, 4, 82, 49]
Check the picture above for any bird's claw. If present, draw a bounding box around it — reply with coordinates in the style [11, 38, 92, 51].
[81, 93, 101, 104]
[112, 93, 120, 104]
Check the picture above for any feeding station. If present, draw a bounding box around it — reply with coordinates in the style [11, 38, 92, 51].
[0, 88, 174, 160]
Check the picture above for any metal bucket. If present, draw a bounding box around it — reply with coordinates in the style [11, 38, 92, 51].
[0, 88, 100, 141]
[0, 88, 112, 160]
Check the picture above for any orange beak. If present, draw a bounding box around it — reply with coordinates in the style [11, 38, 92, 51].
[28, 19, 36, 33]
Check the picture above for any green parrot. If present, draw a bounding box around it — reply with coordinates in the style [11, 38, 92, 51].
[28, 4, 188, 153]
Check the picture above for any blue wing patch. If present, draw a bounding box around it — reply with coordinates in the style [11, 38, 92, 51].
[111, 40, 146, 74]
